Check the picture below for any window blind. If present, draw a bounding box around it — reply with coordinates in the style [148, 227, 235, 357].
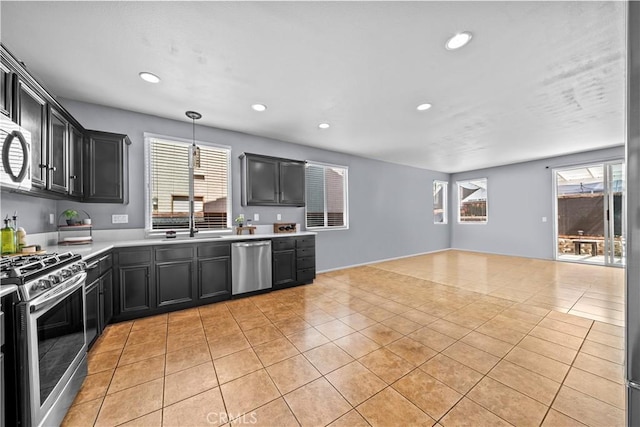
[149, 138, 230, 230]
[305, 162, 348, 229]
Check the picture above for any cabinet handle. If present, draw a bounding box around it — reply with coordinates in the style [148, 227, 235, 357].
[47, 165, 56, 171]
[69, 175, 77, 180]
[39, 164, 47, 169]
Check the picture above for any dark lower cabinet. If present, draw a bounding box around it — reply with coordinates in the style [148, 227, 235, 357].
[111, 237, 313, 321]
[85, 281, 100, 348]
[85, 253, 114, 349]
[272, 235, 316, 289]
[101, 269, 114, 326]
[157, 261, 194, 306]
[273, 249, 297, 288]
[119, 264, 152, 313]
[198, 257, 231, 300]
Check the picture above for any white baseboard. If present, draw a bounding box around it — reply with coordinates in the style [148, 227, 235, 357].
[317, 248, 451, 274]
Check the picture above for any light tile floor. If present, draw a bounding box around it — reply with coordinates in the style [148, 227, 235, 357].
[62, 250, 626, 427]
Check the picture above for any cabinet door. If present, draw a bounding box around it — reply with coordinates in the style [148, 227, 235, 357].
[273, 249, 297, 287]
[86, 281, 100, 348]
[198, 257, 231, 300]
[48, 107, 69, 194]
[86, 131, 130, 203]
[68, 126, 84, 197]
[279, 161, 305, 206]
[246, 155, 279, 205]
[101, 270, 114, 327]
[15, 79, 47, 188]
[156, 261, 194, 307]
[119, 265, 152, 313]
[0, 63, 11, 118]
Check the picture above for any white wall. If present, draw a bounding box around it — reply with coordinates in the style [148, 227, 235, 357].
[450, 146, 624, 259]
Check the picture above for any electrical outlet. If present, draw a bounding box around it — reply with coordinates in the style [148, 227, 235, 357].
[254, 213, 259, 221]
[542, 216, 547, 223]
[112, 214, 129, 224]
[49, 213, 55, 224]
[277, 213, 282, 221]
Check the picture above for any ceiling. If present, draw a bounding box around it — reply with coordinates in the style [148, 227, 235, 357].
[0, 1, 626, 173]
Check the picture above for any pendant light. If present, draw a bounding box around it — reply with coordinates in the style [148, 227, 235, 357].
[185, 110, 201, 237]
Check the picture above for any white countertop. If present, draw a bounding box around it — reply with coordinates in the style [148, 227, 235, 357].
[42, 231, 316, 260]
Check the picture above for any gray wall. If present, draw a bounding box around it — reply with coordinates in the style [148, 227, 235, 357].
[450, 146, 624, 259]
[0, 191, 57, 233]
[30, 99, 449, 271]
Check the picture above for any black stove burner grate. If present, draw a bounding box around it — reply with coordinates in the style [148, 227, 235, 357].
[0, 252, 81, 283]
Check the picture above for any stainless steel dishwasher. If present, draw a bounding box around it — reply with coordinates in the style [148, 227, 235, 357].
[232, 240, 272, 295]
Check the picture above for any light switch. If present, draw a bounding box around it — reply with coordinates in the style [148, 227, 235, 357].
[49, 213, 55, 224]
[277, 213, 282, 221]
[542, 216, 547, 223]
[254, 213, 260, 221]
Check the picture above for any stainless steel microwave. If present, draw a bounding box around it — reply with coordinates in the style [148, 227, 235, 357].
[0, 116, 32, 190]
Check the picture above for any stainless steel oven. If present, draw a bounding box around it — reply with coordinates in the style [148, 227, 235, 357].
[18, 271, 87, 427]
[2, 253, 87, 427]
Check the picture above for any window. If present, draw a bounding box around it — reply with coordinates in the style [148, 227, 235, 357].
[457, 178, 488, 223]
[305, 162, 348, 229]
[433, 180, 448, 224]
[145, 134, 231, 232]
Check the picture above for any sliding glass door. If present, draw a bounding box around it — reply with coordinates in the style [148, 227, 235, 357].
[554, 161, 625, 266]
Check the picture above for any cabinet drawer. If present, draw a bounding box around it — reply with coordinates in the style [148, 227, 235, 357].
[297, 268, 315, 283]
[296, 237, 315, 248]
[272, 238, 295, 251]
[297, 256, 315, 270]
[85, 259, 101, 284]
[198, 243, 230, 258]
[155, 246, 194, 262]
[99, 253, 113, 273]
[296, 247, 315, 258]
[117, 249, 151, 266]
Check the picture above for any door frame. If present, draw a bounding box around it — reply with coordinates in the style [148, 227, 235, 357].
[552, 159, 625, 267]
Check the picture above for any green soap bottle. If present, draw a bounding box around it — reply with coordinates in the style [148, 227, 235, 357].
[1, 218, 16, 255]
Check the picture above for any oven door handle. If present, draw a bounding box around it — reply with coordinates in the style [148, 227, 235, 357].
[30, 272, 87, 314]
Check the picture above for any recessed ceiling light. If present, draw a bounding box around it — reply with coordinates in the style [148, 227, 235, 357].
[139, 72, 161, 83]
[251, 104, 267, 112]
[318, 123, 330, 129]
[417, 103, 432, 111]
[445, 32, 473, 50]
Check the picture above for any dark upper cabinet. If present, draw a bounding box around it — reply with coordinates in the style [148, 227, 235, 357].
[68, 126, 84, 198]
[241, 153, 305, 207]
[245, 155, 279, 204]
[0, 62, 11, 118]
[48, 106, 69, 194]
[15, 77, 47, 188]
[86, 130, 131, 203]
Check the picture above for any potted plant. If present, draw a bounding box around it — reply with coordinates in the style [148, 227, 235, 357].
[62, 209, 79, 226]
[234, 215, 245, 228]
